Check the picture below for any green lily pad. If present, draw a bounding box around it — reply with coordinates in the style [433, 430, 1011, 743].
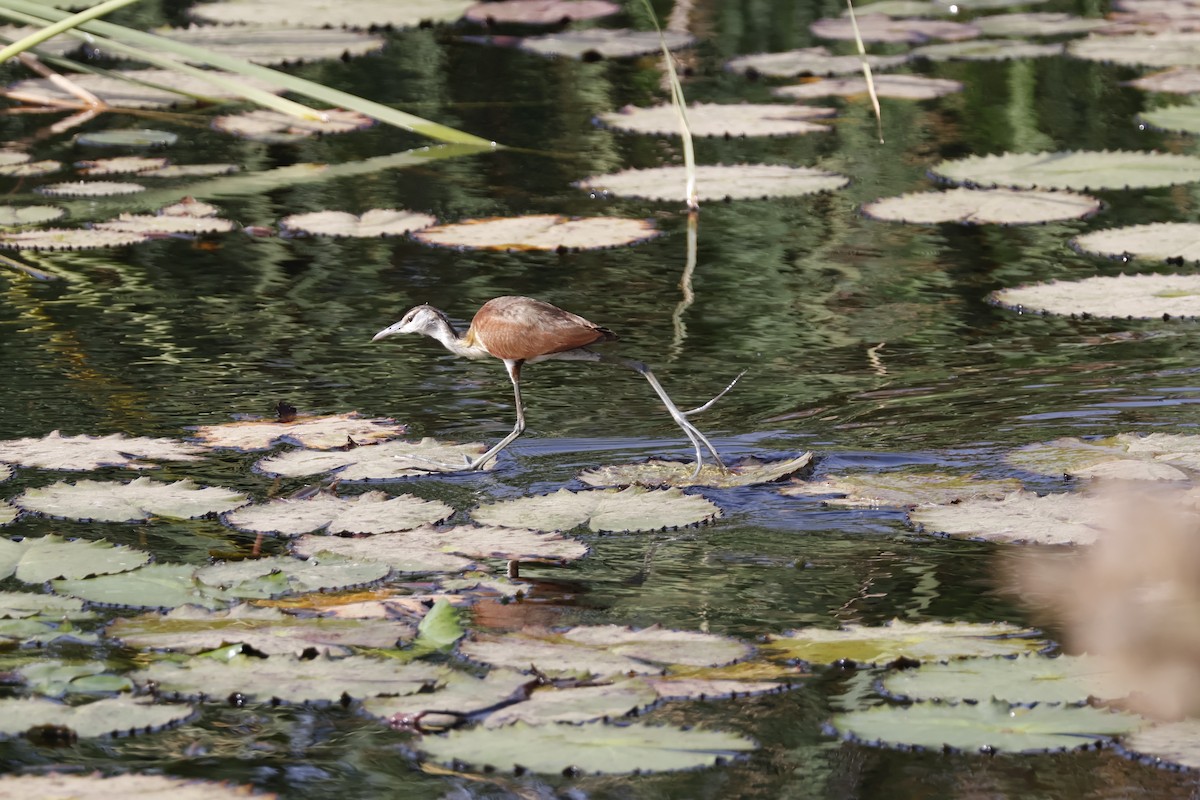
[0, 159, 61, 177]
[280, 209, 437, 238]
[36, 181, 145, 197]
[0, 695, 195, 739]
[191, 411, 408, 451]
[764, 620, 1047, 664]
[94, 212, 236, 235]
[643, 676, 790, 701]
[255, 438, 492, 479]
[881, 654, 1135, 705]
[224, 490, 453, 536]
[0, 501, 13, 526]
[597, 103, 834, 138]
[576, 164, 849, 203]
[1140, 103, 1200, 134]
[780, 471, 1022, 507]
[53, 563, 237, 609]
[862, 188, 1100, 224]
[0, 534, 149, 583]
[471, 486, 720, 532]
[362, 667, 533, 729]
[483, 679, 659, 727]
[1070, 31, 1200, 67]
[412, 214, 660, 251]
[517, 29, 694, 59]
[142, 163, 239, 178]
[0, 591, 93, 620]
[725, 46, 910, 77]
[0, 430, 205, 470]
[0, 205, 65, 226]
[913, 39, 1064, 60]
[75, 128, 179, 147]
[17, 477, 249, 522]
[975, 12, 1110, 37]
[992, 274, 1200, 318]
[773, 74, 962, 100]
[17, 660, 134, 697]
[1007, 433, 1200, 477]
[1125, 66, 1200, 93]
[1073, 222, 1200, 262]
[909, 490, 1109, 544]
[578, 453, 814, 489]
[464, 0, 620, 23]
[195, 553, 390, 597]
[932, 150, 1200, 191]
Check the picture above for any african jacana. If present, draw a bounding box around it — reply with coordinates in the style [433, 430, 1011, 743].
[372, 295, 732, 473]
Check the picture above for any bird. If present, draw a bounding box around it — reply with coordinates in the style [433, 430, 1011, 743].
[372, 295, 734, 474]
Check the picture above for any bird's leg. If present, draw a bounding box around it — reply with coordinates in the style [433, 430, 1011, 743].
[462, 359, 526, 470]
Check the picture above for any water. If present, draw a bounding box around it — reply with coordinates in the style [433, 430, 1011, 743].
[2, 0, 1200, 795]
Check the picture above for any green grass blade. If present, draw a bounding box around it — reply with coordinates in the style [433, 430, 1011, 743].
[845, 0, 884, 143]
[635, 0, 696, 209]
[0, 0, 138, 63]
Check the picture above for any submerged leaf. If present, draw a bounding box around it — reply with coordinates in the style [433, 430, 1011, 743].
[0, 534, 149, 583]
[190, 411, 407, 450]
[1006, 433, 1200, 478]
[17, 660, 134, 697]
[597, 103, 834, 138]
[0, 695, 194, 739]
[471, 486, 720, 532]
[862, 188, 1100, 224]
[932, 150, 1200, 191]
[992, 273, 1200, 318]
[0, 431, 204, 470]
[764, 620, 1047, 664]
[255, 438, 492, 479]
[224, 490, 453, 536]
[577, 164, 849, 202]
[413, 214, 659, 250]
[280, 209, 435, 237]
[0, 591, 92, 620]
[17, 477, 248, 522]
[578, 453, 813, 489]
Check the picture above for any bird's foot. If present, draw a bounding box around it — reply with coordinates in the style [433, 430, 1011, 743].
[682, 370, 745, 417]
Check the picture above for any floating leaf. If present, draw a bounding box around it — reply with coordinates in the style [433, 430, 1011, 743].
[992, 273, 1200, 318]
[912, 39, 1065, 60]
[417, 721, 756, 774]
[862, 188, 1100, 225]
[36, 181, 144, 197]
[464, 0, 620, 23]
[0, 534, 149, 583]
[831, 701, 1142, 753]
[224, 490, 452, 536]
[881, 654, 1135, 705]
[53, 563, 236, 610]
[643, 676, 790, 701]
[280, 209, 437, 237]
[0, 695, 194, 739]
[153, 24, 387, 65]
[8, 70, 283, 110]
[1125, 66, 1200, 93]
[909, 490, 1109, 544]
[560, 625, 751, 666]
[0, 205, 64, 226]
[517, 29, 694, 58]
[0, 616, 96, 645]
[0, 159, 60, 177]
[725, 46, 910, 77]
[213, 108, 375, 141]
[362, 668, 533, 728]
[160, 198, 223, 217]
[1139, 103, 1200, 134]
[191, 411, 407, 451]
[0, 591, 92, 620]
[190, 0, 475, 28]
[75, 156, 168, 176]
[136, 653, 442, 704]
[142, 163, 240, 178]
[975, 12, 1110, 37]
[1073, 222, 1200, 262]
[195, 553, 390, 597]
[1122, 720, 1200, 769]
[811, 14, 980, 43]
[597, 103, 834, 138]
[1069, 31, 1200, 67]
[932, 150, 1200, 191]
[763, 620, 1047, 665]
[0, 501, 13, 526]
[107, 603, 414, 655]
[1007, 433, 1200, 477]
[780, 471, 1021, 507]
[578, 453, 813, 489]
[773, 74, 962, 100]
[0, 774, 271, 799]
[17, 477, 248, 522]
[413, 214, 658, 250]
[577, 164, 849, 202]
[94, 212, 236, 235]
[75, 129, 179, 147]
[0, 227, 151, 250]
[255, 438, 492, 479]
[472, 486, 720, 532]
[483, 679, 659, 727]
[17, 660, 134, 697]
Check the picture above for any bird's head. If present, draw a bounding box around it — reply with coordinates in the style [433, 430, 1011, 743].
[372, 305, 450, 342]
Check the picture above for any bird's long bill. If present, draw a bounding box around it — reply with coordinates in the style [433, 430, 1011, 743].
[371, 321, 404, 342]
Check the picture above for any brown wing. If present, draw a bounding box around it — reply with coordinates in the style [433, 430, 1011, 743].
[466, 296, 617, 361]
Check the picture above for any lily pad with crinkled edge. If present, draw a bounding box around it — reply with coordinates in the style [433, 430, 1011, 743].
[190, 0, 474, 28]
[881, 654, 1135, 705]
[1125, 66, 1200, 93]
[912, 39, 1064, 60]
[135, 653, 442, 704]
[75, 156, 167, 176]
[280, 209, 435, 237]
[483, 679, 660, 727]
[578, 453, 813, 489]
[413, 214, 658, 251]
[975, 12, 1110, 37]
[0, 160, 60, 177]
[780, 471, 1022, 507]
[1139, 103, 1200, 133]
[255, 438, 492, 479]
[597, 103, 834, 138]
[932, 150, 1200, 191]
[151, 24, 386, 65]
[464, 0, 620, 23]
[577, 164, 849, 202]
[0, 227, 151, 250]
[0, 205, 64, 226]
[8, 70, 283, 110]
[1007, 432, 1200, 478]
[0, 774, 271, 799]
[107, 603, 414, 655]
[225, 490, 452, 536]
[832, 701, 1142, 753]
[213, 108, 374, 142]
[763, 619, 1047, 664]
[95, 213, 236, 235]
[518, 29, 694, 59]
[0, 695, 195, 739]
[16, 477, 248, 522]
[17, 660, 134, 697]
[773, 74, 962, 100]
[844, 0, 949, 15]
[1070, 32, 1200, 67]
[36, 181, 144, 197]
[472, 486, 720, 532]
[75, 129, 179, 147]
[417, 720, 756, 774]
[992, 273, 1200, 318]
[909, 490, 1110, 544]
[1121, 720, 1200, 769]
[362, 667, 534, 729]
[0, 501, 13, 526]
[725, 46, 910, 77]
[1073, 222, 1200, 262]
[0, 534, 150, 583]
[195, 553, 390, 598]
[862, 188, 1100, 224]
[0, 591, 93, 620]
[191, 411, 407, 451]
[142, 163, 239, 178]
[53, 563, 237, 609]
[811, 14, 980, 43]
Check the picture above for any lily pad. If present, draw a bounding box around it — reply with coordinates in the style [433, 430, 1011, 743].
[1122, 720, 1200, 769]
[191, 411, 407, 450]
[909, 490, 1109, 544]
[0, 534, 149, 583]
[517, 29, 694, 59]
[0, 227, 151, 250]
[464, 0, 620, 23]
[763, 620, 1047, 664]
[1009, 433, 1200, 477]
[597, 103, 834, 138]
[780, 471, 1021, 507]
[1069, 31, 1200, 67]
[75, 129, 179, 147]
[153, 24, 387, 65]
[280, 209, 436, 237]
[190, 0, 475, 28]
[810, 14, 980, 43]
[36, 181, 144, 197]
[832, 701, 1142, 752]
[417, 720, 756, 774]
[7, 69, 284, 110]
[0, 501, 13, 525]
[95, 212, 237, 235]
[881, 654, 1134, 705]
[0, 159, 61, 177]
[0, 695, 195, 739]
[1139, 103, 1200, 134]
[195, 553, 390, 597]
[773, 74, 962, 100]
[0, 205, 65, 226]
[483, 679, 659, 727]
[931, 150, 1200, 191]
[725, 46, 910, 78]
[17, 660, 134, 697]
[362, 667, 534, 729]
[224, 490, 453, 536]
[992, 273, 1200, 318]
[17, 477, 248, 522]
[1072, 222, 1200, 262]
[576, 164, 849, 202]
[75, 156, 168, 176]
[472, 486, 720, 532]
[643, 676, 790, 701]
[53, 563, 237, 610]
[862, 188, 1100, 224]
[212, 108, 375, 141]
[141, 163, 239, 178]
[0, 431, 205, 470]
[255, 438, 492, 479]
[293, 530, 473, 574]
[578, 453, 814, 488]
[913, 39, 1065, 60]
[412, 214, 659, 250]
[1125, 66, 1200, 93]
[0, 591, 93, 619]
[975, 12, 1110, 37]
[0, 774, 274, 799]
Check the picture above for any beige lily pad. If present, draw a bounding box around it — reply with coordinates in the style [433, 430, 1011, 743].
[1123, 720, 1200, 769]
[413, 214, 658, 251]
[598, 103, 834, 138]
[0, 227, 151, 250]
[992, 273, 1200, 318]
[191, 411, 407, 451]
[16, 477, 248, 523]
[95, 212, 236, 235]
[483, 679, 659, 727]
[975, 12, 1110, 37]
[472, 486, 720, 532]
[843, 0, 948, 15]
[932, 150, 1200, 191]
[881, 653, 1136, 705]
[195, 554, 389, 597]
[0, 501, 13, 526]
[517, 29, 694, 58]
[36, 181, 144, 197]
[75, 156, 168, 176]
[577, 164, 849, 202]
[0, 534, 150, 583]
[213, 108, 374, 142]
[293, 530, 475, 574]
[161, 198, 223, 217]
[764, 619, 1048, 664]
[190, 0, 474, 28]
[255, 438, 492, 479]
[1007, 433, 1200, 477]
[0, 773, 274, 799]
[0, 464, 9, 482]
[0, 205, 65, 226]
[1073, 222, 1200, 261]
[224, 490, 453, 536]
[578, 453, 813, 489]
[362, 667, 533, 729]
[773, 74, 962, 100]
[562, 624, 752, 666]
[280, 209, 438, 238]
[912, 39, 1065, 61]
[0, 696, 194, 739]
[780, 471, 1022, 507]
[0, 430, 205, 470]
[154, 24, 387, 65]
[725, 46, 910, 77]
[862, 188, 1100, 225]
[1069, 31, 1200, 67]
[1140, 103, 1200, 134]
[4, 69, 285, 110]
[909, 490, 1110, 544]
[464, 0, 620, 23]
[811, 13, 980, 43]
[643, 676, 789, 701]
[1125, 66, 1200, 93]
[0, 26, 84, 58]
[0, 159, 61, 177]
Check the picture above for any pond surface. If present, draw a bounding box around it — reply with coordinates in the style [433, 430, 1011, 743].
[2, 0, 1200, 795]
